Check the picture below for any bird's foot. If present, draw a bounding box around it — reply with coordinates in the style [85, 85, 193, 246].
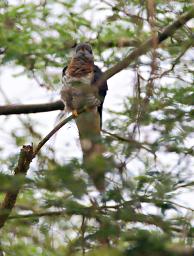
[72, 110, 78, 117]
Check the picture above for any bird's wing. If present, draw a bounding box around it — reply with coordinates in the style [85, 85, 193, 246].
[92, 65, 108, 127]
[62, 66, 67, 77]
[62, 66, 68, 85]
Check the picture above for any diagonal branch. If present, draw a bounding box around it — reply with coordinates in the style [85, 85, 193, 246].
[0, 8, 193, 116]
[33, 109, 84, 156]
[95, 7, 194, 88]
[0, 109, 84, 229]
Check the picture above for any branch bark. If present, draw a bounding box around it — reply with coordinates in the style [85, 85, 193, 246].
[0, 100, 64, 115]
[0, 7, 193, 116]
[0, 145, 33, 229]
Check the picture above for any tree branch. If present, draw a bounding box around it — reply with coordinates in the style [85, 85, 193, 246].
[102, 129, 156, 157]
[33, 111, 80, 156]
[0, 8, 193, 116]
[0, 145, 33, 229]
[95, 7, 194, 88]
[95, 39, 140, 48]
[0, 100, 64, 115]
[61, 38, 141, 49]
[0, 110, 81, 229]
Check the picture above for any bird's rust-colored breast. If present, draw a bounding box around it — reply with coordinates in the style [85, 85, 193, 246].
[66, 58, 94, 78]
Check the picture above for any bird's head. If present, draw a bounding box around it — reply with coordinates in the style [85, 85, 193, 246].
[74, 43, 94, 62]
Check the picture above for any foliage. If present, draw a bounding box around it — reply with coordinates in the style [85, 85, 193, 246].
[0, 0, 194, 255]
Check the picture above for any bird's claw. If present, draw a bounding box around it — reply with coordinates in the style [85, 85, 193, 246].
[72, 110, 78, 117]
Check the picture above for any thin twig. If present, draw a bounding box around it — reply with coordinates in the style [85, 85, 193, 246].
[159, 38, 194, 78]
[33, 109, 85, 156]
[8, 210, 66, 219]
[102, 129, 156, 157]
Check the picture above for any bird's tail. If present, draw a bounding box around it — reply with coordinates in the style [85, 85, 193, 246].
[75, 110, 106, 191]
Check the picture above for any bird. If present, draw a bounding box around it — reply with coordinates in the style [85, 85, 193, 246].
[60, 43, 108, 191]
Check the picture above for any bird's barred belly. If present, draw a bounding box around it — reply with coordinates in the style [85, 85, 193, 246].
[61, 73, 101, 111]
[62, 73, 93, 88]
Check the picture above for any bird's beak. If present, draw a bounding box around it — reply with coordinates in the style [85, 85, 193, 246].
[83, 49, 89, 55]
[79, 49, 87, 56]
[82, 50, 93, 61]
